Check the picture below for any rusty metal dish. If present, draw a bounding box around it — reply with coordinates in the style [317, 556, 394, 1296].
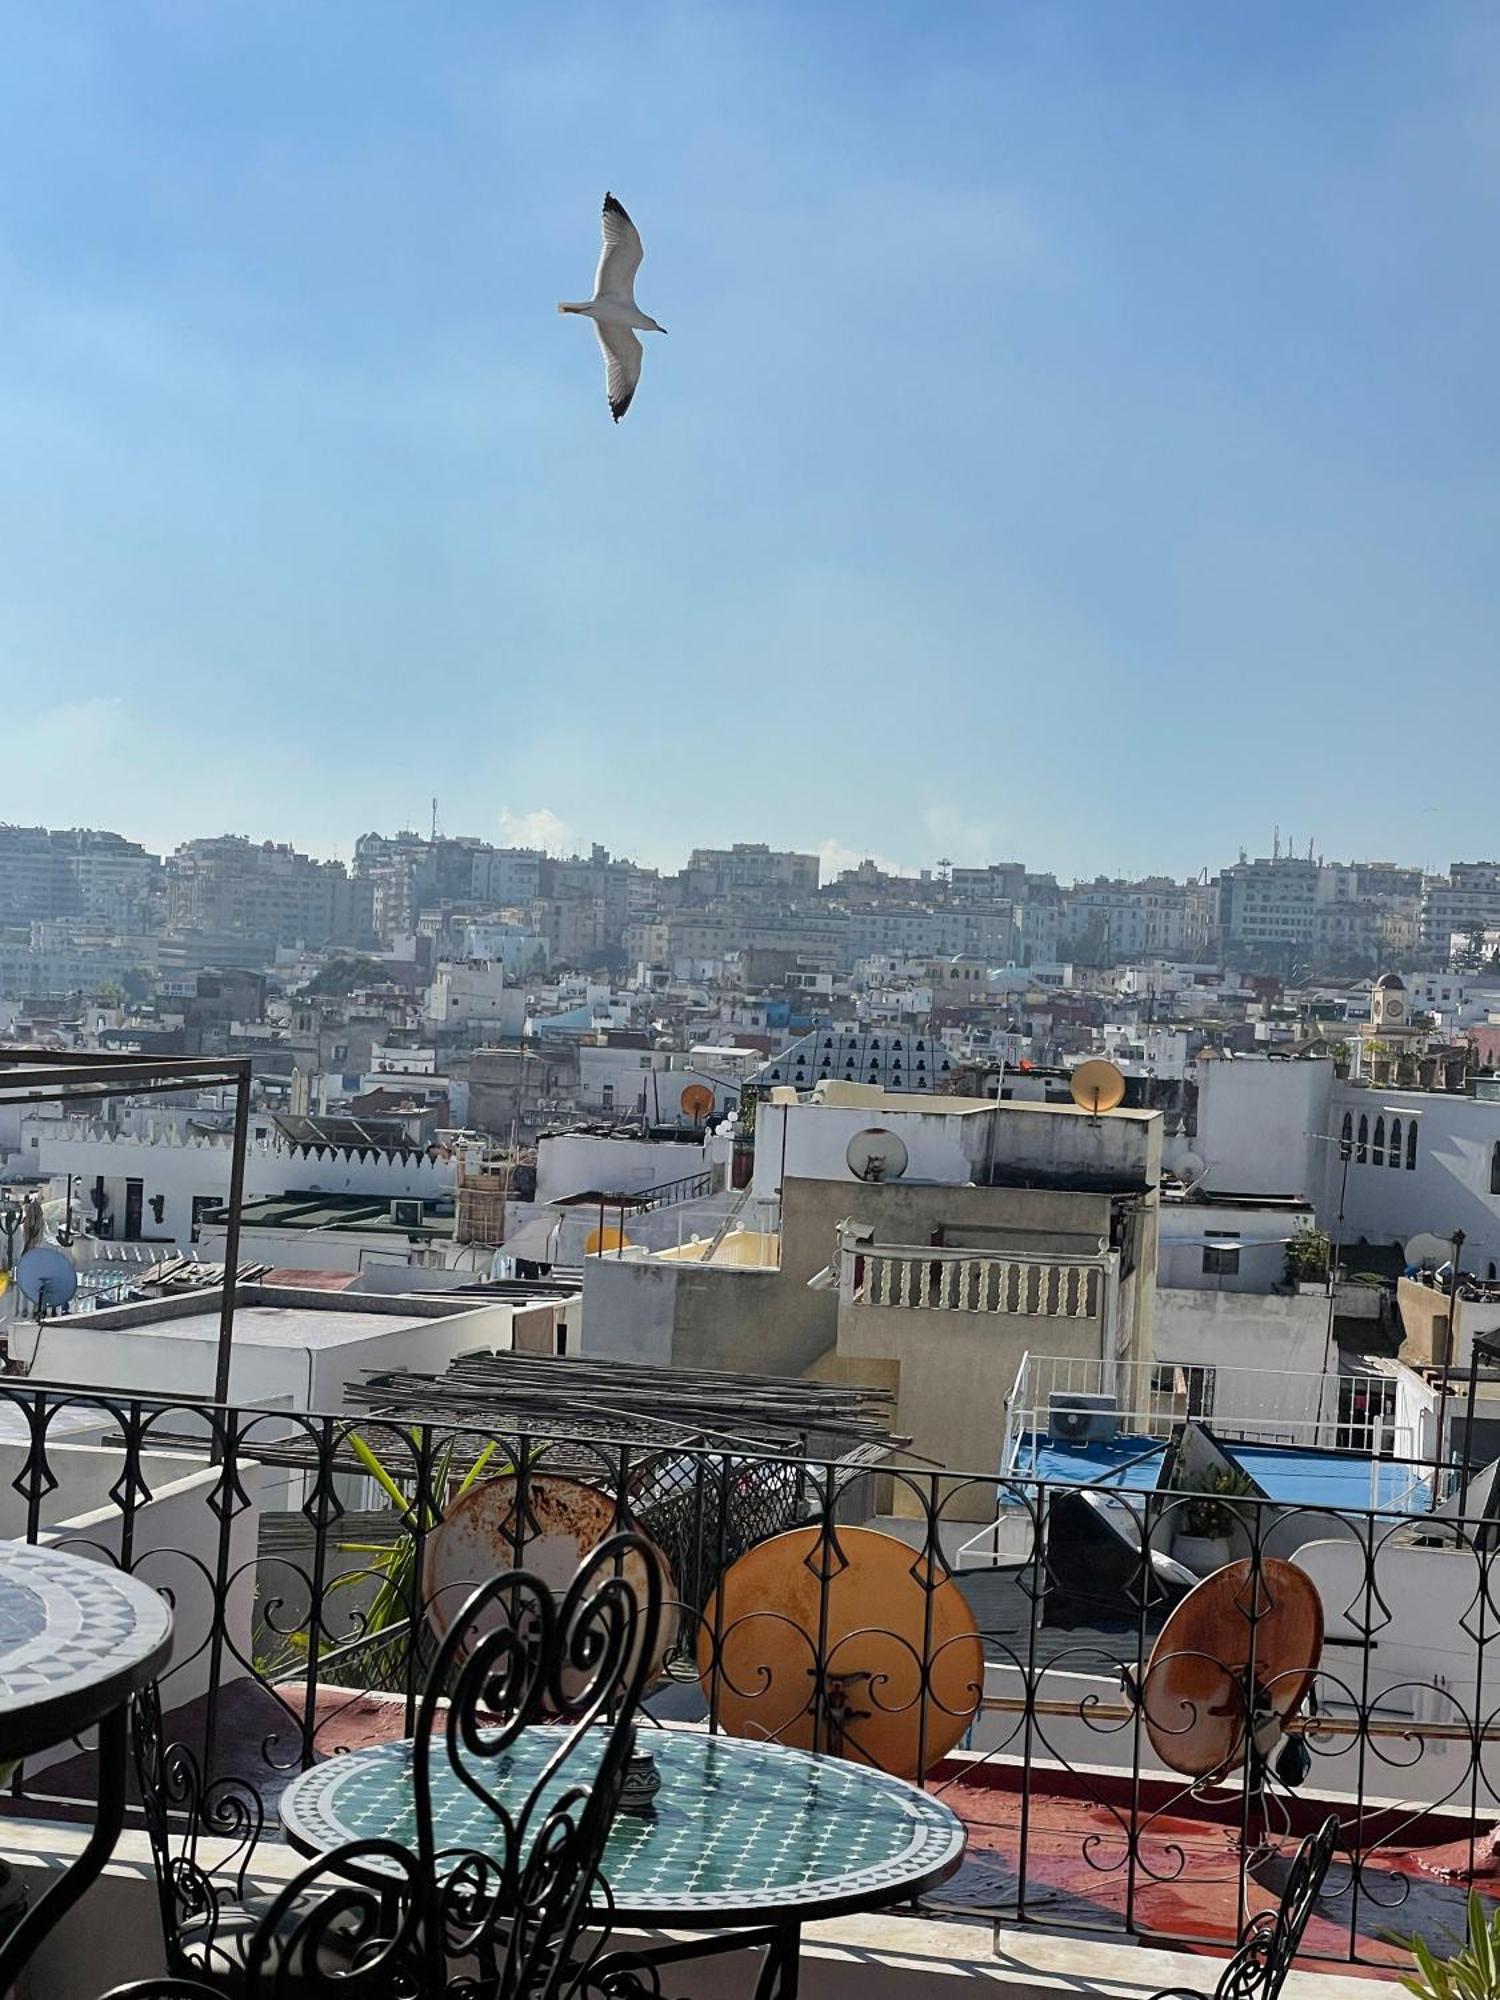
[422, 1473, 676, 1689]
[1142, 1556, 1323, 1779]
[695, 1524, 984, 1781]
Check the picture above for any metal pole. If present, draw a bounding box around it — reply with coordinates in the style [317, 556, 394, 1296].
[1430, 1228, 1466, 1512]
[1460, 1331, 1487, 1498]
[1314, 1137, 1351, 1438]
[213, 1065, 252, 1413]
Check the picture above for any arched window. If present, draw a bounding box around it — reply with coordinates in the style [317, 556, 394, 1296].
[1373, 1116, 1386, 1166]
[1357, 1114, 1369, 1164]
[1407, 1120, 1418, 1170]
[1340, 1112, 1353, 1160]
[1389, 1117, 1402, 1167]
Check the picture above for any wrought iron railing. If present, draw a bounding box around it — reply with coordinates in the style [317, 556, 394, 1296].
[2, 1377, 1495, 1971]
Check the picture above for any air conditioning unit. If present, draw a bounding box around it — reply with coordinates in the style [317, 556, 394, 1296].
[1048, 1392, 1119, 1445]
[391, 1199, 423, 1229]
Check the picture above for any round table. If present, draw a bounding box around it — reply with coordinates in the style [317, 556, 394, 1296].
[281, 1727, 965, 1995]
[0, 1542, 173, 1991]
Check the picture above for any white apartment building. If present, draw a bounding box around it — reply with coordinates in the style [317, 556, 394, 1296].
[845, 904, 1018, 961]
[423, 959, 527, 1036]
[1217, 856, 1421, 958]
[1421, 864, 1500, 957]
[456, 920, 549, 973]
[1194, 1054, 1500, 1277]
[19, 1113, 456, 1252]
[1060, 878, 1206, 961]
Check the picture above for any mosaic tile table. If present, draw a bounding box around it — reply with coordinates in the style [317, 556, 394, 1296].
[281, 1726, 966, 1998]
[0, 1540, 173, 1992]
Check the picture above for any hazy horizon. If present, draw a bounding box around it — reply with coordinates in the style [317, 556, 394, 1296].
[3, 2, 1495, 877]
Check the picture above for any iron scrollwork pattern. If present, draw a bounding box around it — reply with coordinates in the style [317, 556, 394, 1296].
[2, 1377, 1492, 1974]
[1148, 1813, 1341, 2000]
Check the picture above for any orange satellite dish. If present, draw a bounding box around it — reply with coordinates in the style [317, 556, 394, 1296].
[1070, 1058, 1127, 1116]
[697, 1525, 983, 1780]
[680, 1082, 714, 1121]
[584, 1224, 631, 1255]
[1142, 1558, 1323, 1778]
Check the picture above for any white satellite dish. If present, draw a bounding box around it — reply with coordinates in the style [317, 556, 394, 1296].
[14, 1245, 78, 1314]
[1405, 1231, 1451, 1268]
[1172, 1149, 1207, 1187]
[846, 1127, 910, 1183]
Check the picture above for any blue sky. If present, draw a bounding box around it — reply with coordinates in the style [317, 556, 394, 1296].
[1, 2, 1496, 879]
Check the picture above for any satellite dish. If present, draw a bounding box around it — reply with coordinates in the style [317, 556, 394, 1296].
[1142, 1557, 1322, 1778]
[696, 1524, 983, 1780]
[1070, 1058, 1127, 1116]
[583, 1223, 632, 1255]
[1172, 1150, 1207, 1187]
[845, 1127, 909, 1183]
[679, 1082, 714, 1122]
[1405, 1232, 1451, 1268]
[14, 1246, 78, 1313]
[422, 1473, 676, 1693]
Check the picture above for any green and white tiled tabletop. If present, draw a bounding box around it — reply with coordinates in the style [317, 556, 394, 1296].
[280, 1727, 965, 1925]
[0, 1541, 172, 1760]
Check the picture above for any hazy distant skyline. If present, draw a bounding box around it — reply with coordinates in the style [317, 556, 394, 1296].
[2, 3, 1496, 877]
[11, 805, 1474, 891]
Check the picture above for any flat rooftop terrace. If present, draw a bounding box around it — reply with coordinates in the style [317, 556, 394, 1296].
[48, 1303, 435, 1350]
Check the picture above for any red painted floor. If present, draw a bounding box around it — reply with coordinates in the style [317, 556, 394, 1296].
[930, 1775, 1487, 1974]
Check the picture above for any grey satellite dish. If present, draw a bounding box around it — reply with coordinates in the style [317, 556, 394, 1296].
[1405, 1232, 1451, 1268]
[15, 1245, 78, 1313]
[846, 1127, 909, 1183]
[1172, 1149, 1206, 1187]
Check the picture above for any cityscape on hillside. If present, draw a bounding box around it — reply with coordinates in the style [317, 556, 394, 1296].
[5, 820, 1500, 1001]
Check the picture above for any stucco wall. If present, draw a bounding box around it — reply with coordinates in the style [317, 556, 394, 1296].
[840, 1293, 1103, 1504]
[1195, 1058, 1332, 1200]
[583, 1173, 1152, 1393]
[1330, 1084, 1500, 1276]
[753, 1097, 1159, 1203]
[1154, 1285, 1331, 1382]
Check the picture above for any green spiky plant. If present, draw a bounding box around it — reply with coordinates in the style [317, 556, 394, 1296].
[295, 1430, 504, 1690]
[1399, 1891, 1500, 2000]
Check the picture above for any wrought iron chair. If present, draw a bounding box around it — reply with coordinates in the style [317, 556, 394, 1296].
[124, 1532, 662, 2000]
[1149, 1814, 1341, 2000]
[129, 1679, 290, 1993]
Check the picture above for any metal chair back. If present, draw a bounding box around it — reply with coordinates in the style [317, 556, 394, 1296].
[125, 1532, 662, 2000]
[1150, 1814, 1341, 2000]
[129, 1681, 267, 1989]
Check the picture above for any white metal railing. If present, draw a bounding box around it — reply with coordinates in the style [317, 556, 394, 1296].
[1004, 1351, 1410, 1466]
[849, 1246, 1104, 1319]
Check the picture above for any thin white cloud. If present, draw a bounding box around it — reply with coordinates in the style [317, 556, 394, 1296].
[497, 806, 575, 854]
[817, 838, 915, 880]
[920, 807, 999, 865]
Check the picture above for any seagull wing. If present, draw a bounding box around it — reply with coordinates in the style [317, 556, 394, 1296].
[594, 191, 645, 304]
[595, 321, 643, 422]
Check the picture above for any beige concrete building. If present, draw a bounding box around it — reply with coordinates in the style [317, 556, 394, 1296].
[582, 1084, 1161, 1508]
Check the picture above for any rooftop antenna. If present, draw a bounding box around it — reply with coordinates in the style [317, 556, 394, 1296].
[430, 796, 441, 842]
[1273, 825, 1280, 861]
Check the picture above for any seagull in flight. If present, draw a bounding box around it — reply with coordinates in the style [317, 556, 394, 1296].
[558, 193, 666, 422]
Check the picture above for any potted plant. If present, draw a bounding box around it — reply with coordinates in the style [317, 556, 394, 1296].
[1396, 1888, 1500, 2000]
[1173, 1466, 1256, 1577]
